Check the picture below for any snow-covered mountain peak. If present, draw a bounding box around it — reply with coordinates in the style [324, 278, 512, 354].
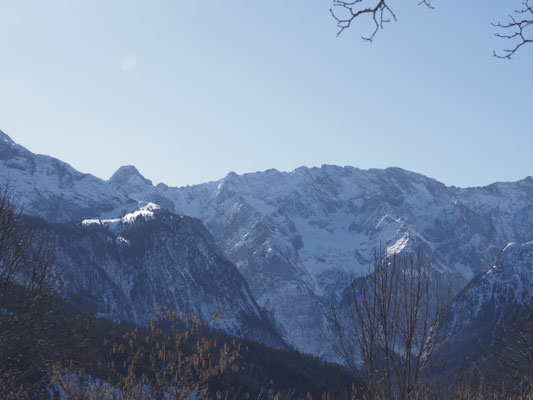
[104, 161, 533, 355]
[0, 130, 15, 146]
[0, 129, 128, 222]
[107, 165, 178, 212]
[82, 202, 161, 227]
[109, 165, 153, 190]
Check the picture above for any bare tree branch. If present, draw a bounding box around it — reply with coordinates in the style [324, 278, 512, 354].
[493, 1, 533, 59]
[332, 248, 452, 399]
[331, 0, 533, 58]
[479, 299, 533, 397]
[330, 0, 434, 42]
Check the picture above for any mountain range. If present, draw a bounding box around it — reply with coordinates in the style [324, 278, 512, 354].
[1, 128, 532, 363]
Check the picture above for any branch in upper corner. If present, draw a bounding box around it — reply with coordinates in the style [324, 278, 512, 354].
[492, 0, 533, 59]
[330, 0, 434, 42]
[418, 0, 435, 10]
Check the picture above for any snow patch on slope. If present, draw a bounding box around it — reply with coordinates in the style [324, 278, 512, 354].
[82, 203, 161, 227]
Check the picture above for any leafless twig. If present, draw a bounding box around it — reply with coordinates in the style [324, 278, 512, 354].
[493, 0, 533, 59]
[330, 0, 434, 42]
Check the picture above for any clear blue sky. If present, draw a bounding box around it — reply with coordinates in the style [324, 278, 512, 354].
[0, 1, 531, 188]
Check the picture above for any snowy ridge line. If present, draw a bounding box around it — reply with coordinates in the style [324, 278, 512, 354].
[82, 202, 161, 226]
[105, 161, 533, 359]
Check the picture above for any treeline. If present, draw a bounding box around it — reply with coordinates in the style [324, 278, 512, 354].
[52, 309, 358, 399]
[1, 294, 357, 399]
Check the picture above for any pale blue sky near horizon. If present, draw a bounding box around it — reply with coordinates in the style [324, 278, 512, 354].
[0, 1, 531, 188]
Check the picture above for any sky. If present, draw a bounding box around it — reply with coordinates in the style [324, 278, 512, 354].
[0, 0, 531, 188]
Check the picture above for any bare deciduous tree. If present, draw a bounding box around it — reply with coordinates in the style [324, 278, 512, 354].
[0, 186, 61, 398]
[478, 299, 533, 397]
[332, 249, 451, 400]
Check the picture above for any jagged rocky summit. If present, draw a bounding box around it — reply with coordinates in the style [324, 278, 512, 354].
[0, 130, 130, 222]
[107, 162, 533, 357]
[2, 129, 533, 360]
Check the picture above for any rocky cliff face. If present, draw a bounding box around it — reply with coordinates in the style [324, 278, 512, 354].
[108, 165, 533, 357]
[0, 130, 130, 222]
[438, 241, 533, 367]
[31, 203, 284, 347]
